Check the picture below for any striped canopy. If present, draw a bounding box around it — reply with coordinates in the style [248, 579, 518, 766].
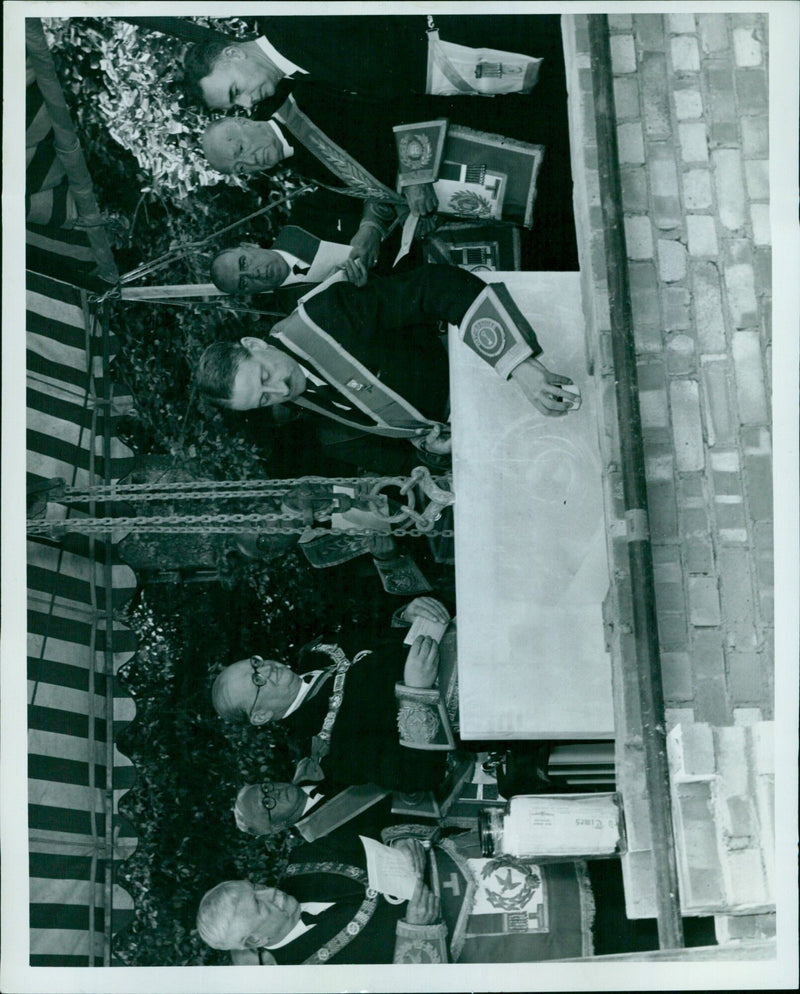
[26, 22, 140, 967]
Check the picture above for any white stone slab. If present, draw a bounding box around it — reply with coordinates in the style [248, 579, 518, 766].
[450, 272, 613, 738]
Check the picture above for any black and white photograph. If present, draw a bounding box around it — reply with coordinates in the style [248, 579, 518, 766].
[1, 2, 798, 992]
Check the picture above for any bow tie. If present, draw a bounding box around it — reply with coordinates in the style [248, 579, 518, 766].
[300, 908, 328, 927]
[292, 263, 310, 276]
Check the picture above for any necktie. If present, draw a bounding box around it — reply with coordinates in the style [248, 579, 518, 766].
[292, 262, 310, 276]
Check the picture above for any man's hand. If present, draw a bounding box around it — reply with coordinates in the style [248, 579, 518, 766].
[348, 223, 382, 271]
[404, 635, 439, 688]
[340, 256, 370, 287]
[404, 183, 439, 217]
[405, 881, 440, 925]
[393, 837, 427, 878]
[510, 358, 576, 417]
[410, 424, 451, 456]
[402, 597, 450, 625]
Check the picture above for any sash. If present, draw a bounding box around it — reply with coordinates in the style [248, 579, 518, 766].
[425, 29, 543, 97]
[280, 861, 379, 965]
[274, 307, 438, 437]
[292, 644, 371, 783]
[276, 95, 405, 206]
[294, 783, 390, 843]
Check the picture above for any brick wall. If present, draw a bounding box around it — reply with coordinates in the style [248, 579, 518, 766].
[564, 11, 773, 925]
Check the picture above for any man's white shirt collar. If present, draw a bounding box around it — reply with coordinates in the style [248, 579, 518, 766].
[255, 34, 309, 80]
[266, 902, 333, 949]
[266, 118, 294, 160]
[281, 669, 323, 718]
[274, 249, 308, 287]
[300, 785, 324, 816]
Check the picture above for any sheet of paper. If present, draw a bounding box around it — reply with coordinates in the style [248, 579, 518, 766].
[359, 836, 417, 901]
[403, 616, 448, 646]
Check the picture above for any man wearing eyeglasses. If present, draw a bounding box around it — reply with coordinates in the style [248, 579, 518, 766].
[211, 596, 451, 794]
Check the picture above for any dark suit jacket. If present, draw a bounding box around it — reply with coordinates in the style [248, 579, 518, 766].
[282, 629, 446, 793]
[255, 14, 566, 99]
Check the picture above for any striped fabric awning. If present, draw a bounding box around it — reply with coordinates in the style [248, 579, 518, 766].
[26, 27, 141, 967]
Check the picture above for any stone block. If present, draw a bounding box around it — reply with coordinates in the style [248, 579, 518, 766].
[715, 912, 776, 943]
[646, 479, 679, 542]
[666, 707, 696, 731]
[617, 121, 645, 164]
[621, 849, 658, 918]
[681, 507, 709, 536]
[714, 498, 748, 544]
[674, 86, 703, 120]
[733, 26, 763, 66]
[658, 238, 687, 282]
[710, 447, 740, 487]
[733, 707, 763, 726]
[718, 548, 757, 646]
[656, 606, 687, 648]
[610, 34, 637, 74]
[668, 13, 697, 34]
[673, 779, 726, 909]
[741, 116, 768, 157]
[744, 451, 773, 521]
[723, 794, 757, 843]
[622, 792, 654, 851]
[683, 534, 713, 574]
[713, 725, 751, 796]
[753, 769, 775, 900]
[703, 63, 738, 146]
[700, 358, 736, 446]
[679, 122, 709, 162]
[698, 14, 729, 54]
[727, 651, 764, 704]
[625, 215, 654, 259]
[644, 442, 674, 480]
[683, 168, 712, 210]
[613, 76, 641, 120]
[712, 149, 746, 231]
[732, 331, 768, 421]
[724, 847, 769, 906]
[694, 675, 732, 726]
[687, 215, 719, 257]
[678, 473, 705, 505]
[670, 379, 705, 471]
[671, 35, 701, 72]
[634, 13, 665, 51]
[662, 652, 694, 702]
[692, 262, 727, 352]
[750, 204, 770, 246]
[753, 245, 772, 296]
[744, 159, 769, 201]
[735, 68, 768, 113]
[663, 287, 691, 331]
[668, 720, 716, 776]
[749, 721, 773, 776]
[726, 267, 760, 331]
[688, 576, 721, 626]
[641, 52, 671, 136]
[667, 334, 695, 376]
[608, 13, 633, 29]
[649, 150, 682, 228]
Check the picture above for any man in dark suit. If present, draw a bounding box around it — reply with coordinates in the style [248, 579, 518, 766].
[195, 264, 576, 472]
[196, 828, 444, 965]
[183, 14, 563, 104]
[211, 596, 450, 793]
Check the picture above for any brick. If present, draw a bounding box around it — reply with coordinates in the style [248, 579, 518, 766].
[694, 674, 732, 726]
[679, 122, 709, 162]
[727, 652, 764, 703]
[692, 262, 727, 352]
[744, 452, 773, 520]
[736, 69, 768, 113]
[610, 34, 637, 74]
[655, 567, 686, 613]
[724, 794, 757, 843]
[646, 479, 679, 542]
[673, 779, 726, 908]
[634, 14, 665, 51]
[698, 15, 729, 55]
[712, 149, 746, 230]
[662, 652, 694, 702]
[644, 440, 674, 482]
[681, 507, 709, 536]
[625, 215, 654, 259]
[715, 912, 775, 943]
[670, 379, 705, 471]
[750, 204, 770, 246]
[753, 246, 772, 296]
[666, 707, 696, 731]
[710, 447, 740, 484]
[668, 720, 715, 776]
[688, 575, 721, 626]
[733, 26, 763, 66]
[682, 168, 712, 210]
[703, 64, 738, 146]
[649, 145, 681, 227]
[683, 534, 713, 574]
[641, 52, 671, 136]
[667, 334, 695, 375]
[744, 159, 769, 201]
[608, 13, 633, 30]
[733, 707, 763, 726]
[753, 520, 773, 592]
[732, 331, 768, 421]
[617, 121, 645, 163]
[741, 116, 768, 157]
[717, 548, 757, 645]
[671, 35, 701, 72]
[741, 425, 770, 454]
[725, 847, 769, 906]
[613, 76, 640, 119]
[656, 607, 688, 648]
[658, 238, 687, 282]
[668, 14, 697, 34]
[687, 215, 719, 257]
[674, 86, 703, 120]
[700, 358, 736, 446]
[678, 473, 705, 505]
[714, 498, 748, 544]
[726, 267, 760, 330]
